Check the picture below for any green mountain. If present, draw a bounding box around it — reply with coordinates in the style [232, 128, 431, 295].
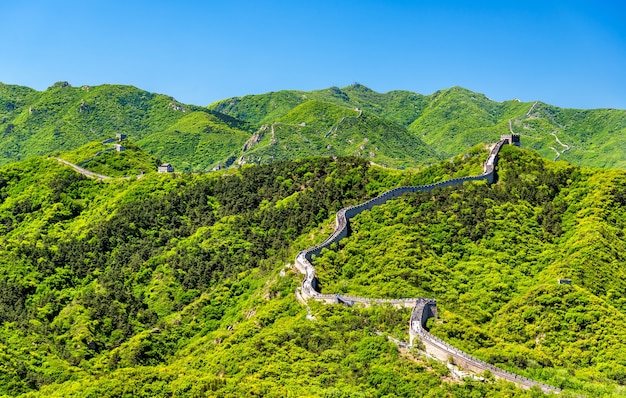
[58, 139, 161, 177]
[314, 145, 626, 394]
[0, 150, 521, 397]
[211, 84, 626, 169]
[0, 81, 253, 171]
[237, 100, 438, 168]
[0, 144, 625, 396]
[208, 83, 430, 127]
[406, 87, 626, 169]
[0, 82, 439, 171]
[3, 81, 626, 171]
[5, 79, 626, 396]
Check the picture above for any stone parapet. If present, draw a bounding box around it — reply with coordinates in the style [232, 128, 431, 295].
[296, 141, 506, 299]
[294, 139, 560, 393]
[409, 300, 559, 392]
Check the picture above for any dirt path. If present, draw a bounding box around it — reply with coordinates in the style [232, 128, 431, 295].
[549, 132, 571, 161]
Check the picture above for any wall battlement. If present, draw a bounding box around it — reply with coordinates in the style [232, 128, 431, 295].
[295, 140, 507, 301]
[500, 133, 521, 147]
[294, 139, 560, 393]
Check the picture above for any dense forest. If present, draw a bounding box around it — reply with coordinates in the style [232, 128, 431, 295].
[0, 142, 624, 396]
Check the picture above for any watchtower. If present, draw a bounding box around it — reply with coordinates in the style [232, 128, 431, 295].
[158, 163, 174, 173]
[500, 133, 520, 147]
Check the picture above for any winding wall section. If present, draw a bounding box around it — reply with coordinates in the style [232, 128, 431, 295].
[294, 139, 560, 393]
[55, 157, 112, 180]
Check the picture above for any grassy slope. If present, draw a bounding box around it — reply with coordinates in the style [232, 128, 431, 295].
[207, 89, 310, 125]
[59, 140, 162, 177]
[0, 82, 439, 171]
[211, 84, 626, 169]
[3, 81, 626, 171]
[136, 111, 251, 171]
[238, 100, 438, 168]
[208, 83, 431, 127]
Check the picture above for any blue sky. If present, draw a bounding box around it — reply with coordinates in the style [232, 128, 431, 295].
[1, 0, 624, 109]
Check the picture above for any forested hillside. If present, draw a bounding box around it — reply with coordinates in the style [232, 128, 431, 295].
[1, 145, 585, 397]
[0, 82, 439, 171]
[0, 82, 253, 171]
[2, 81, 626, 172]
[236, 100, 438, 168]
[0, 143, 625, 396]
[58, 140, 162, 178]
[2, 78, 626, 396]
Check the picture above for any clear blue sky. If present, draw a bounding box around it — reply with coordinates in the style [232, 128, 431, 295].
[1, 0, 624, 109]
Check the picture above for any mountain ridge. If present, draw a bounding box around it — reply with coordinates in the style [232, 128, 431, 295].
[0, 82, 254, 171]
[2, 81, 626, 171]
[211, 83, 626, 169]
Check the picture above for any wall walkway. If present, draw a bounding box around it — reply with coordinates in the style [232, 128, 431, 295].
[55, 157, 112, 181]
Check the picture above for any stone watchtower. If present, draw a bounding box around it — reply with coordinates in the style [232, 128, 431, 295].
[500, 133, 520, 146]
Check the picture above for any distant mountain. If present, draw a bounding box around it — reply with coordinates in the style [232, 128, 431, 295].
[211, 84, 626, 169]
[0, 82, 253, 171]
[208, 83, 430, 127]
[2, 81, 626, 171]
[0, 82, 439, 170]
[235, 100, 438, 168]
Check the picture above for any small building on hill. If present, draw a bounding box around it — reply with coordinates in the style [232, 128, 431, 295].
[114, 144, 125, 152]
[116, 133, 127, 141]
[158, 163, 174, 173]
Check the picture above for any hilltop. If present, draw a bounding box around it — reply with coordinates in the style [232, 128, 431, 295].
[57, 138, 161, 178]
[0, 82, 252, 172]
[235, 100, 438, 168]
[0, 82, 440, 170]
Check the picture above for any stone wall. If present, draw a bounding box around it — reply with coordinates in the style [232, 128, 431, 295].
[295, 140, 505, 300]
[409, 301, 558, 392]
[293, 140, 560, 393]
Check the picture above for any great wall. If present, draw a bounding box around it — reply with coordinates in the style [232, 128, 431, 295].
[294, 135, 561, 394]
[53, 131, 560, 392]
